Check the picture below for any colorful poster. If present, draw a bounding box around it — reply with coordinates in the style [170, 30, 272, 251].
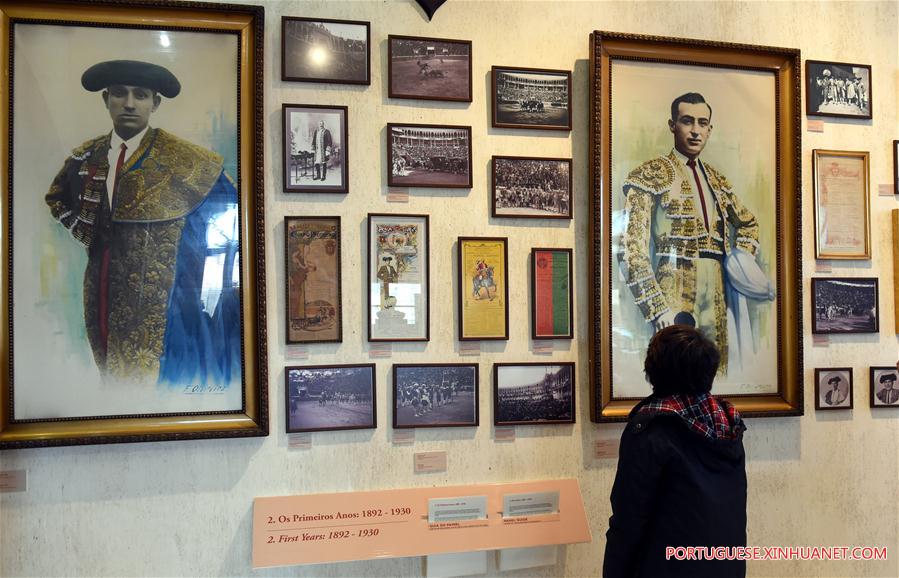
[533, 249, 572, 339]
[287, 217, 341, 343]
[459, 238, 508, 340]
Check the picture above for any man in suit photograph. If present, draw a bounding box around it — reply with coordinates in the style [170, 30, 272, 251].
[311, 119, 333, 181]
[824, 375, 848, 406]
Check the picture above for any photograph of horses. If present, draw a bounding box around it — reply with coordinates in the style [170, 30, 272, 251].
[492, 66, 571, 131]
[285, 364, 376, 433]
[388, 35, 471, 102]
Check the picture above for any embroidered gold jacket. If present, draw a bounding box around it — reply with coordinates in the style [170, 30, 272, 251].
[620, 150, 761, 323]
[45, 128, 227, 381]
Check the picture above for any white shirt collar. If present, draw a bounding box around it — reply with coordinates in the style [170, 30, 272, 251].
[110, 126, 149, 156]
[671, 147, 701, 168]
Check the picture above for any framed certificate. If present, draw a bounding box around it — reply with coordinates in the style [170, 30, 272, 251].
[458, 237, 509, 341]
[531, 248, 573, 340]
[812, 149, 871, 259]
[367, 213, 429, 342]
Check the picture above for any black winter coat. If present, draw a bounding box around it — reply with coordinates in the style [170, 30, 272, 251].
[602, 398, 747, 578]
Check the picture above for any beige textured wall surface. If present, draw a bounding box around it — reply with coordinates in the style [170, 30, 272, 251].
[2, 1, 899, 577]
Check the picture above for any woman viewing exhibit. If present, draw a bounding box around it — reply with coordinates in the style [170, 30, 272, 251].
[603, 325, 747, 578]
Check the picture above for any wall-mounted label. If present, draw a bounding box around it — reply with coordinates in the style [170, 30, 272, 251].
[593, 439, 618, 459]
[285, 345, 308, 360]
[807, 119, 824, 132]
[503, 491, 559, 518]
[459, 342, 481, 356]
[288, 433, 312, 450]
[494, 427, 515, 442]
[428, 495, 487, 525]
[387, 189, 410, 202]
[415, 451, 447, 473]
[369, 343, 392, 358]
[393, 429, 415, 445]
[0, 470, 26, 492]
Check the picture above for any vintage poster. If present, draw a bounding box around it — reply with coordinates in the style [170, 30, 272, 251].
[533, 249, 572, 339]
[814, 150, 870, 259]
[609, 60, 779, 397]
[287, 217, 341, 343]
[368, 214, 429, 341]
[458, 238, 508, 340]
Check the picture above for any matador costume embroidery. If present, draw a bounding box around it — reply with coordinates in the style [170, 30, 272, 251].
[46, 128, 241, 385]
[620, 149, 762, 373]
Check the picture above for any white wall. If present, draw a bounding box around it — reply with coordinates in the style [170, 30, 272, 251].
[2, 1, 898, 577]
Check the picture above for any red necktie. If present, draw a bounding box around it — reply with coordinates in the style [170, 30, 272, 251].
[686, 158, 710, 231]
[99, 142, 128, 354]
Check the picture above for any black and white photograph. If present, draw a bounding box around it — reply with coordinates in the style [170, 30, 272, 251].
[285, 364, 376, 433]
[388, 35, 472, 102]
[388, 123, 472, 188]
[393, 364, 478, 428]
[815, 368, 853, 410]
[282, 17, 370, 85]
[811, 277, 879, 334]
[283, 104, 348, 193]
[806, 60, 871, 120]
[492, 66, 572, 131]
[494, 363, 575, 426]
[870, 367, 899, 407]
[492, 156, 572, 219]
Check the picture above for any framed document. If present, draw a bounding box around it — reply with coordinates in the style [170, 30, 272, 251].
[811, 277, 878, 334]
[492, 156, 572, 219]
[286, 217, 342, 344]
[813, 150, 870, 259]
[589, 31, 803, 421]
[814, 368, 853, 411]
[531, 248, 573, 340]
[367, 213, 429, 342]
[494, 363, 575, 425]
[458, 237, 509, 341]
[286, 364, 376, 433]
[0, 0, 267, 449]
[282, 104, 348, 194]
[388, 35, 472, 102]
[392, 364, 478, 428]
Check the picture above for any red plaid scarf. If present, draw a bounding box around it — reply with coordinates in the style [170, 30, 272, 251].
[638, 392, 743, 440]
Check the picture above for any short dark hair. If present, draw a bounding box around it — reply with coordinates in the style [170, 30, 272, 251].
[644, 325, 720, 396]
[670, 92, 712, 122]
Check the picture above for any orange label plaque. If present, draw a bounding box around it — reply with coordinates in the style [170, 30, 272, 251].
[252, 479, 591, 568]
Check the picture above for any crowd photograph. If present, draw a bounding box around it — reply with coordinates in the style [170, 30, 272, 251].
[283, 18, 369, 84]
[286, 365, 376, 432]
[493, 67, 571, 129]
[492, 157, 571, 218]
[388, 124, 472, 187]
[388, 36, 471, 101]
[494, 364, 574, 425]
[812, 278, 879, 334]
[393, 365, 478, 428]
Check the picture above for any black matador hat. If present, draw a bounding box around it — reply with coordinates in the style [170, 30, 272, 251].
[81, 60, 181, 98]
[828, 376, 842, 385]
[880, 373, 897, 384]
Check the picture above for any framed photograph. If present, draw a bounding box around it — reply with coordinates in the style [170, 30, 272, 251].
[814, 368, 853, 411]
[388, 123, 472, 188]
[281, 16, 370, 85]
[870, 366, 899, 408]
[812, 149, 870, 259]
[388, 35, 472, 102]
[285, 364, 376, 433]
[806, 60, 871, 120]
[282, 104, 348, 194]
[589, 32, 803, 421]
[531, 249, 573, 340]
[458, 237, 509, 341]
[494, 363, 575, 425]
[367, 214, 429, 342]
[393, 364, 478, 428]
[492, 66, 572, 131]
[286, 217, 342, 344]
[492, 156, 572, 219]
[811, 277, 879, 334]
[0, 1, 267, 449]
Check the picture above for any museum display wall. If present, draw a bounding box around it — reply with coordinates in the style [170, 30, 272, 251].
[2, 1, 898, 576]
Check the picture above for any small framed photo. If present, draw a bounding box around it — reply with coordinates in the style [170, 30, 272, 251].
[871, 367, 899, 407]
[812, 149, 870, 259]
[367, 213, 430, 342]
[492, 66, 571, 131]
[286, 364, 376, 433]
[388, 35, 472, 102]
[388, 123, 472, 188]
[806, 60, 871, 120]
[494, 363, 575, 425]
[393, 364, 479, 428]
[492, 156, 572, 219]
[283, 104, 348, 193]
[281, 17, 370, 85]
[286, 216, 342, 344]
[812, 277, 879, 334]
[458, 237, 509, 341]
[531, 248, 573, 340]
[815, 368, 853, 410]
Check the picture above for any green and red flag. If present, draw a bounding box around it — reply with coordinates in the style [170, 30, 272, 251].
[534, 250, 571, 337]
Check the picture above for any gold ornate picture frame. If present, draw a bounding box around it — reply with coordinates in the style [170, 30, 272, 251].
[0, 0, 267, 448]
[589, 31, 803, 421]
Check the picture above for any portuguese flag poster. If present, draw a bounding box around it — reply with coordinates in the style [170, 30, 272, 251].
[533, 249, 572, 339]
